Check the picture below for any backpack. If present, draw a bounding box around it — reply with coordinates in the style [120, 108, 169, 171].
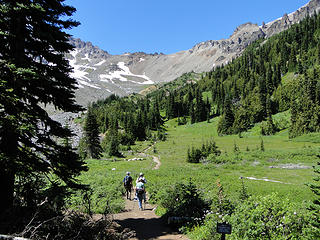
[136, 188, 144, 195]
[124, 176, 132, 187]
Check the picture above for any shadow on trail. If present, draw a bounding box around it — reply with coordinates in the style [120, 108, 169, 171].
[115, 215, 178, 240]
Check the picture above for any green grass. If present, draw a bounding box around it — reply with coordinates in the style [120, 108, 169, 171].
[72, 113, 319, 215]
[148, 117, 316, 203]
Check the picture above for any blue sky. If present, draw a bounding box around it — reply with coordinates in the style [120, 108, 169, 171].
[65, 0, 309, 55]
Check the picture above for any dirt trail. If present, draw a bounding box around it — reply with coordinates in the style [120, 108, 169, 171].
[138, 142, 161, 170]
[111, 142, 185, 239]
[151, 155, 161, 170]
[112, 199, 189, 240]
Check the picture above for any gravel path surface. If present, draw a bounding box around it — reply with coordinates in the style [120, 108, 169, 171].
[112, 199, 189, 240]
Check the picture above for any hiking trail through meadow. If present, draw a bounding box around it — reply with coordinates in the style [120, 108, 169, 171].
[137, 142, 161, 170]
[111, 142, 188, 239]
[112, 198, 189, 240]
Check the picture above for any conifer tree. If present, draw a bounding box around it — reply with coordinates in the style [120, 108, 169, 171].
[135, 110, 146, 140]
[107, 130, 120, 157]
[0, 0, 87, 212]
[83, 106, 102, 159]
[239, 177, 250, 201]
[217, 97, 234, 135]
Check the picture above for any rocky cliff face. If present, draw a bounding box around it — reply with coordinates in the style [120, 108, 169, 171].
[67, 0, 320, 106]
[264, 0, 320, 37]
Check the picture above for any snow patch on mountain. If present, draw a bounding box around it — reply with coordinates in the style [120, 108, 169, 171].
[69, 49, 102, 89]
[99, 62, 153, 84]
[95, 60, 106, 66]
[81, 53, 91, 61]
[69, 50, 91, 82]
[78, 79, 101, 89]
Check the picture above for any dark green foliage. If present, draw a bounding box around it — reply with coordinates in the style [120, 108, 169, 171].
[0, 0, 87, 213]
[187, 146, 203, 163]
[159, 180, 210, 223]
[233, 142, 239, 153]
[188, 180, 234, 240]
[101, 130, 121, 157]
[232, 105, 251, 134]
[239, 177, 250, 201]
[261, 115, 276, 135]
[213, 180, 235, 216]
[156, 129, 167, 141]
[187, 139, 220, 163]
[217, 97, 234, 135]
[307, 161, 320, 238]
[228, 193, 311, 239]
[82, 106, 103, 159]
[260, 138, 265, 152]
[289, 67, 320, 138]
[261, 95, 277, 135]
[165, 87, 209, 124]
[177, 116, 188, 125]
[88, 94, 164, 149]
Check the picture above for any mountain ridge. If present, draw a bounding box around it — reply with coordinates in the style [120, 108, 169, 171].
[67, 0, 320, 106]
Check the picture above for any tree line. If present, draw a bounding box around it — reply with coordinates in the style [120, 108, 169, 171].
[147, 12, 320, 138]
[80, 94, 164, 158]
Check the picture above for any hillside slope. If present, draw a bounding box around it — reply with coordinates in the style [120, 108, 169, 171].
[67, 0, 320, 106]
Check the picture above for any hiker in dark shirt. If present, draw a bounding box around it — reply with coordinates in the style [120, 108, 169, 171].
[123, 172, 133, 200]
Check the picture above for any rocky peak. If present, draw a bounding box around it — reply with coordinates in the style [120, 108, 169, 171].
[229, 22, 265, 49]
[231, 22, 259, 37]
[69, 38, 110, 59]
[264, 0, 320, 37]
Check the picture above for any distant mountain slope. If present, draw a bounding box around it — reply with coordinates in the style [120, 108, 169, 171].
[68, 0, 320, 106]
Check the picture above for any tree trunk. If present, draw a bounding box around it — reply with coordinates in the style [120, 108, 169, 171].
[0, 122, 18, 213]
[0, 168, 15, 213]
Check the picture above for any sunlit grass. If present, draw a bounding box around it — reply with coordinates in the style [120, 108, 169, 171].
[74, 113, 319, 213]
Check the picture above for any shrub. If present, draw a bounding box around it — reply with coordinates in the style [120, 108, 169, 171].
[188, 180, 234, 240]
[159, 180, 210, 225]
[226, 193, 311, 239]
[260, 116, 277, 135]
[187, 139, 220, 163]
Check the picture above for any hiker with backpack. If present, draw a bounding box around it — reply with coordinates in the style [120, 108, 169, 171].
[135, 178, 145, 210]
[123, 172, 133, 200]
[136, 172, 147, 184]
[135, 172, 147, 202]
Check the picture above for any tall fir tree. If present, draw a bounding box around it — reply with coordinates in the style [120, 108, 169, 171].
[83, 106, 102, 159]
[0, 0, 87, 212]
[217, 96, 234, 135]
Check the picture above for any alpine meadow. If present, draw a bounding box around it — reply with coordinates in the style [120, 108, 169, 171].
[0, 0, 320, 240]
